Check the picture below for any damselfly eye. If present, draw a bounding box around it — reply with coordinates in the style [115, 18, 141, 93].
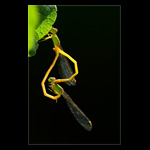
[48, 77, 53, 82]
[48, 77, 56, 82]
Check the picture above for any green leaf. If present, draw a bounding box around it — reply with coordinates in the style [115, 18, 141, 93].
[28, 40, 39, 57]
[28, 5, 57, 57]
[28, 5, 40, 57]
[35, 5, 57, 41]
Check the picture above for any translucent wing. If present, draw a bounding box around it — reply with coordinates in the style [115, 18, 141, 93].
[57, 45, 76, 86]
[62, 91, 92, 131]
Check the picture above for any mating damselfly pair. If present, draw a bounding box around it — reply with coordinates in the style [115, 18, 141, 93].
[40, 27, 92, 131]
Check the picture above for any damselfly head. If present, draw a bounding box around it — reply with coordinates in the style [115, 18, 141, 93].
[48, 77, 56, 83]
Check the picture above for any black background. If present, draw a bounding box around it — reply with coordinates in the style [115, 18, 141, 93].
[29, 6, 120, 144]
